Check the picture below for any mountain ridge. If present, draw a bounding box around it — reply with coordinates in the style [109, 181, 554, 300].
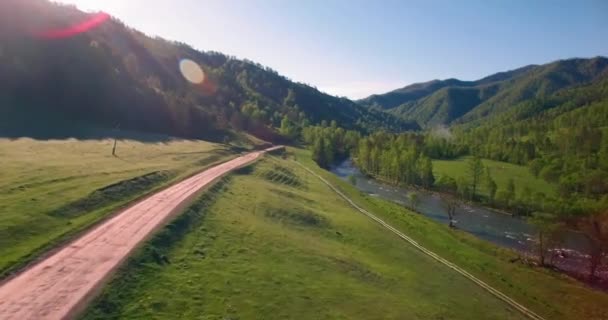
[359, 57, 608, 127]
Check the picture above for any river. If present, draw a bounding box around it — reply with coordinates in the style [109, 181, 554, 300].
[330, 158, 589, 254]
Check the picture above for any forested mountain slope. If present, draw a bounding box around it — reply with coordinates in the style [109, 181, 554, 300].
[0, 0, 417, 142]
[359, 58, 608, 128]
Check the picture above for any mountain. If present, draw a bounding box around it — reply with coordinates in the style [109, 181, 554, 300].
[0, 0, 417, 142]
[359, 58, 608, 128]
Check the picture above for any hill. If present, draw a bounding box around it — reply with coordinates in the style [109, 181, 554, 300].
[359, 58, 608, 127]
[0, 0, 417, 143]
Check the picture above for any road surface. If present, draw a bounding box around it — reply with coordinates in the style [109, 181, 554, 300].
[0, 147, 281, 320]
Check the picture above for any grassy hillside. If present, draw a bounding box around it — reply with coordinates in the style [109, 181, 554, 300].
[0, 132, 238, 277]
[83, 150, 608, 319]
[83, 156, 529, 320]
[291, 148, 608, 320]
[433, 157, 557, 198]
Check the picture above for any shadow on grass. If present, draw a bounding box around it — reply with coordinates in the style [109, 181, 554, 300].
[48, 171, 175, 218]
[0, 110, 232, 143]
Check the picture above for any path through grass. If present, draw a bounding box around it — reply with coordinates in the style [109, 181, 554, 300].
[83, 156, 529, 319]
[0, 135, 235, 276]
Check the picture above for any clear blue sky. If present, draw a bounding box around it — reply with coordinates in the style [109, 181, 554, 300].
[59, 0, 608, 99]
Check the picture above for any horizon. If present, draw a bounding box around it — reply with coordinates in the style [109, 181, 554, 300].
[57, 0, 608, 99]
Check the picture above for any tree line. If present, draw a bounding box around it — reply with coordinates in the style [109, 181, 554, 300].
[303, 125, 607, 282]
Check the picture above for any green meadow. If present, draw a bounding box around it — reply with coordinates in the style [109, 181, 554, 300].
[433, 156, 557, 198]
[0, 135, 236, 277]
[83, 149, 608, 319]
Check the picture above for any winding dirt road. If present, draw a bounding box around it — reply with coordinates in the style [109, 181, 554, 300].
[0, 147, 280, 320]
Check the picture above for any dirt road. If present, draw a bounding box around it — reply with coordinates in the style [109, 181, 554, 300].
[0, 147, 280, 320]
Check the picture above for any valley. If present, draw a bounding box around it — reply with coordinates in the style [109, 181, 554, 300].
[81, 150, 608, 319]
[0, 0, 607, 319]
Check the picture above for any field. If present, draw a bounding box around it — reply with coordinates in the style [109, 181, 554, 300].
[294, 149, 608, 319]
[83, 150, 608, 319]
[432, 156, 557, 197]
[0, 134, 238, 277]
[83, 155, 529, 320]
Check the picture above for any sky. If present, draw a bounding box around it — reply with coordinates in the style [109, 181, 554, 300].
[57, 0, 608, 99]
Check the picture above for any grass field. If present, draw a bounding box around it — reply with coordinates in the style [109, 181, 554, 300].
[0, 134, 237, 277]
[84, 155, 526, 319]
[83, 150, 607, 319]
[433, 157, 557, 198]
[293, 149, 608, 319]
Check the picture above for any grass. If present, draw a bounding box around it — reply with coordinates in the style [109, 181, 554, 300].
[292, 148, 608, 320]
[84, 155, 536, 320]
[0, 134, 238, 277]
[432, 156, 557, 197]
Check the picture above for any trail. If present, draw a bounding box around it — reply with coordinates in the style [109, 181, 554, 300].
[0, 147, 281, 320]
[292, 159, 546, 320]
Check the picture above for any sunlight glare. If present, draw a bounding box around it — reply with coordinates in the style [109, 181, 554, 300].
[179, 59, 205, 84]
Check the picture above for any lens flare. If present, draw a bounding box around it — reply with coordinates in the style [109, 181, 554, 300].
[179, 59, 205, 84]
[36, 12, 110, 39]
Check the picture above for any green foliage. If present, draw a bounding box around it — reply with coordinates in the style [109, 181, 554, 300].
[354, 132, 436, 188]
[302, 125, 361, 168]
[407, 192, 421, 211]
[506, 178, 516, 205]
[279, 115, 298, 139]
[420, 156, 435, 188]
[348, 175, 357, 186]
[436, 175, 457, 192]
[485, 171, 498, 203]
[456, 177, 471, 199]
[433, 157, 556, 213]
[467, 156, 484, 200]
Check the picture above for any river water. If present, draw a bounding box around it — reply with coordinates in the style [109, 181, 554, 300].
[330, 158, 588, 254]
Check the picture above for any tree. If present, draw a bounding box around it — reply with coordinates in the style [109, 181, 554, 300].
[506, 178, 516, 206]
[441, 195, 459, 228]
[312, 138, 328, 168]
[279, 115, 296, 138]
[485, 171, 497, 204]
[467, 156, 484, 200]
[348, 175, 357, 186]
[569, 208, 608, 282]
[529, 158, 544, 177]
[407, 192, 421, 211]
[530, 212, 561, 266]
[456, 177, 471, 200]
[420, 156, 435, 188]
[230, 112, 246, 130]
